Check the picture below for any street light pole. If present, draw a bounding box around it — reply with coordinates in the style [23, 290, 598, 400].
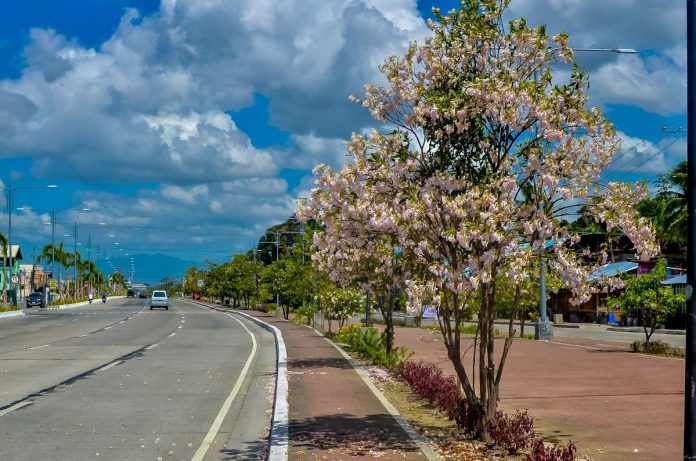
[7, 186, 12, 304]
[73, 221, 77, 298]
[535, 46, 637, 340]
[685, 1, 696, 458]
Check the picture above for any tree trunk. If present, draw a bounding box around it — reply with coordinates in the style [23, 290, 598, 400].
[377, 289, 395, 355]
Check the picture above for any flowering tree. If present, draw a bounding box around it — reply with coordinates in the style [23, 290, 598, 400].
[308, 0, 658, 439]
[299, 148, 411, 353]
[317, 287, 365, 332]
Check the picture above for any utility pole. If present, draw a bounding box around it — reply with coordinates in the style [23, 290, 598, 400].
[686, 1, 696, 458]
[73, 221, 77, 298]
[7, 186, 13, 305]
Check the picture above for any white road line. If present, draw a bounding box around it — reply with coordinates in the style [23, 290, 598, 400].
[548, 340, 605, 351]
[169, 333, 176, 337]
[104, 326, 112, 330]
[0, 400, 34, 418]
[28, 344, 49, 350]
[98, 360, 124, 372]
[30, 328, 40, 332]
[79, 334, 88, 337]
[177, 325, 182, 329]
[145, 343, 158, 350]
[191, 314, 258, 461]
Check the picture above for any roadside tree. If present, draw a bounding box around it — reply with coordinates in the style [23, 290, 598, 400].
[312, 0, 657, 439]
[607, 259, 685, 344]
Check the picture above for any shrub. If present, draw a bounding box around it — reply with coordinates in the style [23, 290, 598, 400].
[395, 360, 479, 434]
[292, 304, 316, 326]
[526, 440, 576, 461]
[335, 325, 411, 368]
[631, 339, 685, 357]
[487, 410, 535, 454]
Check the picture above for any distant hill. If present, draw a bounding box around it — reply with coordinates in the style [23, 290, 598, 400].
[99, 253, 202, 286]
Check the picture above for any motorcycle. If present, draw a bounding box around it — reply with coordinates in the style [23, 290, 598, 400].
[101, 295, 107, 303]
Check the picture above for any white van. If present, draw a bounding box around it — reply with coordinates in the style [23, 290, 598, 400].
[150, 290, 169, 310]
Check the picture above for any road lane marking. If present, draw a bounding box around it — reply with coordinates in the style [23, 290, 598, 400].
[79, 334, 88, 337]
[30, 328, 40, 332]
[145, 343, 158, 350]
[29, 344, 49, 350]
[191, 313, 258, 461]
[98, 360, 124, 372]
[0, 400, 33, 418]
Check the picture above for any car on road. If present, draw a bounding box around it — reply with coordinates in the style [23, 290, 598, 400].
[127, 289, 135, 298]
[26, 292, 45, 309]
[150, 290, 168, 310]
[139, 291, 147, 298]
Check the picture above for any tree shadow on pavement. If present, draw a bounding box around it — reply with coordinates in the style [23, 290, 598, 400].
[219, 439, 268, 460]
[289, 413, 421, 454]
[290, 357, 353, 369]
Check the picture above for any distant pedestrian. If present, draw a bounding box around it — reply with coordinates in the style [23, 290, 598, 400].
[88, 292, 93, 304]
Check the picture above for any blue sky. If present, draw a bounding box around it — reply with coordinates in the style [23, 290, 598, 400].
[0, 0, 687, 282]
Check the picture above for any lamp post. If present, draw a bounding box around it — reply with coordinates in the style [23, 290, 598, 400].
[1, 184, 57, 305]
[535, 46, 637, 340]
[52, 207, 91, 299]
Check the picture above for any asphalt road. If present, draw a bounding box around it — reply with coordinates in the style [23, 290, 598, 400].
[0, 297, 276, 461]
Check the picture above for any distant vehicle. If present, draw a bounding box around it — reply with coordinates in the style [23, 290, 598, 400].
[139, 291, 147, 299]
[26, 292, 45, 309]
[150, 291, 168, 310]
[127, 289, 135, 298]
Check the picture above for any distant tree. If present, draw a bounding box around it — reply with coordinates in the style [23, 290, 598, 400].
[607, 259, 685, 344]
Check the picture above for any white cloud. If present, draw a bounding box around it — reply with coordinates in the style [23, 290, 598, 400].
[605, 131, 687, 177]
[506, 0, 686, 115]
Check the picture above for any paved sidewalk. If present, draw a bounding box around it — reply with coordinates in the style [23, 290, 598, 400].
[241, 311, 430, 461]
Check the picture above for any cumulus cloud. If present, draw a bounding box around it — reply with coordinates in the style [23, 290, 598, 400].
[506, 0, 686, 115]
[0, 0, 426, 185]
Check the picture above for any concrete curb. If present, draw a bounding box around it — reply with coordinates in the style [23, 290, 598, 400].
[606, 326, 686, 336]
[183, 300, 289, 461]
[1, 296, 126, 319]
[43, 295, 126, 311]
[0, 310, 24, 319]
[303, 324, 442, 461]
[234, 312, 289, 461]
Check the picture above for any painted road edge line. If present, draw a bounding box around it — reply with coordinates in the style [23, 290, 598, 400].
[233, 311, 289, 461]
[191, 313, 258, 461]
[184, 300, 288, 461]
[0, 400, 34, 418]
[310, 325, 441, 461]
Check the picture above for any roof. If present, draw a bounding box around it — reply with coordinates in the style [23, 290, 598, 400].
[0, 245, 23, 260]
[663, 274, 687, 285]
[589, 261, 638, 281]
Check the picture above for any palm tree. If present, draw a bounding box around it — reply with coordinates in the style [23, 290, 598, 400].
[659, 161, 686, 245]
[110, 272, 127, 293]
[36, 242, 71, 297]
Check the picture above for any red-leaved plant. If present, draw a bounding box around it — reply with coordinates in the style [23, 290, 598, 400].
[526, 439, 577, 461]
[487, 410, 536, 454]
[395, 361, 479, 434]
